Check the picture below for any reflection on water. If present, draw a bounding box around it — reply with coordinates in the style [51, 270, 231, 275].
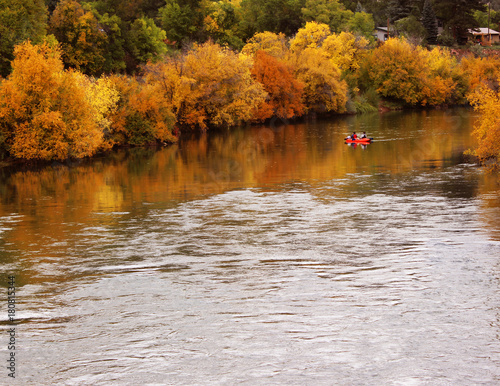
[1, 108, 499, 384]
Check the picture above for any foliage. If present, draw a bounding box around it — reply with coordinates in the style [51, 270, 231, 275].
[289, 22, 331, 52]
[289, 47, 348, 113]
[108, 75, 176, 146]
[201, 0, 243, 49]
[144, 41, 267, 130]
[238, 0, 305, 39]
[422, 0, 438, 45]
[455, 55, 500, 102]
[387, 0, 412, 23]
[362, 38, 456, 106]
[347, 11, 375, 42]
[434, 0, 486, 45]
[0, 0, 48, 77]
[467, 79, 500, 166]
[92, 9, 127, 73]
[0, 42, 112, 160]
[474, 8, 500, 40]
[251, 50, 304, 121]
[241, 31, 288, 59]
[49, 0, 107, 75]
[158, 0, 203, 45]
[301, 0, 353, 33]
[394, 15, 426, 45]
[127, 17, 167, 64]
[321, 31, 370, 71]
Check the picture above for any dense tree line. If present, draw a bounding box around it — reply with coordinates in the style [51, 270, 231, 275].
[0, 1, 499, 166]
[1, 0, 497, 77]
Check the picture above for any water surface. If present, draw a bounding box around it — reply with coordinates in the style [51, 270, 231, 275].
[1, 108, 499, 385]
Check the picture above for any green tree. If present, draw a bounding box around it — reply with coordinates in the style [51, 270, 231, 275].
[395, 15, 426, 44]
[239, 0, 305, 39]
[92, 10, 126, 73]
[201, 0, 243, 48]
[158, 0, 203, 44]
[348, 11, 376, 41]
[301, 0, 353, 32]
[434, 0, 486, 45]
[127, 17, 167, 66]
[49, 0, 107, 75]
[0, 0, 48, 77]
[422, 0, 438, 45]
[387, 0, 412, 23]
[355, 1, 366, 13]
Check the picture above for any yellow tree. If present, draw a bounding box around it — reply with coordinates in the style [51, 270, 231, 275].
[288, 47, 348, 114]
[467, 77, 500, 166]
[321, 31, 369, 72]
[288, 22, 348, 114]
[146, 41, 267, 130]
[0, 42, 116, 160]
[289, 21, 331, 52]
[362, 38, 456, 106]
[455, 55, 500, 102]
[241, 31, 288, 59]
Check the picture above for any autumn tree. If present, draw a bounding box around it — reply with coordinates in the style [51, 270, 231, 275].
[144, 41, 267, 130]
[467, 78, 500, 167]
[362, 38, 456, 106]
[49, 0, 107, 75]
[251, 50, 304, 121]
[321, 31, 370, 72]
[455, 55, 500, 102]
[201, 0, 243, 48]
[0, 0, 48, 76]
[0, 42, 117, 160]
[288, 48, 348, 114]
[289, 22, 331, 52]
[241, 31, 288, 59]
[107, 75, 176, 147]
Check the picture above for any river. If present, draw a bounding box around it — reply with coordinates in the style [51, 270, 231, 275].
[0, 108, 499, 385]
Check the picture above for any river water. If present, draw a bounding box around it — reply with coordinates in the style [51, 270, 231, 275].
[1, 108, 499, 385]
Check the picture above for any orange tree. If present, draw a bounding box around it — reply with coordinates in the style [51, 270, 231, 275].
[107, 75, 177, 147]
[250, 50, 304, 121]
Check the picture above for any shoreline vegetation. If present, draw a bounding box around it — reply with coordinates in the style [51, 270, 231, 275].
[0, 1, 499, 168]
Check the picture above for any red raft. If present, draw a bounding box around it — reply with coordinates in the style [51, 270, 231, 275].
[345, 137, 373, 144]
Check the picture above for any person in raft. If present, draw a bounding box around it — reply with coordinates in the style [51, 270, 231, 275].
[351, 132, 357, 140]
[360, 132, 367, 139]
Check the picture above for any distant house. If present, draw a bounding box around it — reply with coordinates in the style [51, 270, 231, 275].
[469, 28, 500, 45]
[373, 26, 389, 42]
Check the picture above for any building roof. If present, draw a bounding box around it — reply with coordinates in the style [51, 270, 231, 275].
[469, 28, 500, 35]
[375, 26, 388, 31]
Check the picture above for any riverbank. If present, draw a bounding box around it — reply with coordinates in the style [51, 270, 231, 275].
[1, 33, 499, 166]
